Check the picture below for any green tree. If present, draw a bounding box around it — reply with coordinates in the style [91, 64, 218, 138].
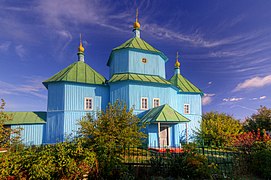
[243, 106, 271, 132]
[78, 101, 146, 178]
[197, 112, 243, 146]
[0, 99, 21, 148]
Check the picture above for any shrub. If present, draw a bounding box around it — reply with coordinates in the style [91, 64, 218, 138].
[150, 144, 218, 179]
[0, 140, 97, 179]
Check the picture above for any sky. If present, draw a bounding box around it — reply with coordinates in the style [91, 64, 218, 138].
[0, 0, 271, 120]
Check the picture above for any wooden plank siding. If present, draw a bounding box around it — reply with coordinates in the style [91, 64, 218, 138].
[11, 124, 44, 145]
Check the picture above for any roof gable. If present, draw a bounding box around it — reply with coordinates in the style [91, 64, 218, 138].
[43, 61, 107, 88]
[169, 74, 202, 94]
[141, 104, 190, 123]
[4, 112, 46, 125]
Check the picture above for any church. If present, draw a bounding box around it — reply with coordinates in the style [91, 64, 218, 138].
[6, 11, 203, 148]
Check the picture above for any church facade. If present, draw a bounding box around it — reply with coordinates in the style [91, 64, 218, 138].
[6, 14, 203, 148]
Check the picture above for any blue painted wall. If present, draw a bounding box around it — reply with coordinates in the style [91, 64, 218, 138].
[109, 49, 129, 77]
[129, 50, 166, 78]
[11, 124, 44, 145]
[110, 80, 202, 147]
[45, 82, 109, 144]
[108, 49, 166, 78]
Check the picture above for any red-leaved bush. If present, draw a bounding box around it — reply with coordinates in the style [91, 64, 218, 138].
[232, 129, 270, 148]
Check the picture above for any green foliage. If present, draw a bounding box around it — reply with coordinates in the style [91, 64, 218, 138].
[78, 101, 147, 178]
[249, 141, 271, 179]
[197, 112, 243, 147]
[0, 139, 96, 179]
[0, 99, 22, 149]
[243, 106, 271, 132]
[149, 144, 218, 179]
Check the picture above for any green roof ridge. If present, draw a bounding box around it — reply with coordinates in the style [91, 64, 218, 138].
[108, 73, 171, 85]
[43, 61, 107, 88]
[141, 104, 190, 123]
[169, 73, 202, 94]
[4, 112, 46, 125]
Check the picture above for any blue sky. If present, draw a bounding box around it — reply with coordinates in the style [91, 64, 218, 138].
[0, 0, 271, 120]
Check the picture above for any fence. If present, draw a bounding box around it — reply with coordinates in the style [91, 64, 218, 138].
[121, 145, 246, 178]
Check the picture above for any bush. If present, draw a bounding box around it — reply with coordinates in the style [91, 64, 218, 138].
[150, 144, 218, 179]
[0, 140, 97, 179]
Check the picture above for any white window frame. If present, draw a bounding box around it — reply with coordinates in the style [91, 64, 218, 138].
[141, 97, 148, 110]
[184, 104, 190, 114]
[84, 97, 93, 111]
[153, 98, 160, 108]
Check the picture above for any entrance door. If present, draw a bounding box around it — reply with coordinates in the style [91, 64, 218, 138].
[160, 126, 169, 147]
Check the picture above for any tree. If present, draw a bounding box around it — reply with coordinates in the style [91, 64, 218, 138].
[197, 112, 243, 146]
[243, 106, 271, 132]
[78, 101, 146, 178]
[0, 99, 21, 148]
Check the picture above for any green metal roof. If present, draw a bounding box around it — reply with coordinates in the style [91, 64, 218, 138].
[169, 73, 202, 94]
[4, 112, 46, 125]
[141, 104, 190, 123]
[43, 61, 107, 88]
[108, 73, 171, 85]
[107, 37, 168, 66]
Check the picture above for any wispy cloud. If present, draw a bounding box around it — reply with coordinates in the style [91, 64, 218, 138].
[234, 75, 271, 91]
[223, 97, 243, 102]
[202, 93, 215, 105]
[15, 44, 26, 59]
[0, 41, 11, 52]
[251, 96, 267, 100]
[0, 76, 46, 99]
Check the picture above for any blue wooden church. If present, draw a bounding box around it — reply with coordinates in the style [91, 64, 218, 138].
[6, 12, 203, 148]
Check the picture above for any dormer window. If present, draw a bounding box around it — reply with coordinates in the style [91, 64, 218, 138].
[84, 98, 93, 110]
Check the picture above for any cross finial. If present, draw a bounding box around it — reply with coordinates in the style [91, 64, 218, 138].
[80, 33, 82, 45]
[136, 8, 139, 22]
[175, 51, 180, 69]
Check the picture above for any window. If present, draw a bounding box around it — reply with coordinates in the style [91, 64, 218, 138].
[141, 97, 148, 110]
[84, 98, 93, 110]
[184, 104, 190, 114]
[153, 98, 160, 108]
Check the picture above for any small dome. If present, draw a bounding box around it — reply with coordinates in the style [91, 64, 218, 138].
[134, 21, 140, 29]
[175, 60, 180, 68]
[78, 43, 85, 53]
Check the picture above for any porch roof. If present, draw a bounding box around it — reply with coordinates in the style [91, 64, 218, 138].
[140, 104, 190, 123]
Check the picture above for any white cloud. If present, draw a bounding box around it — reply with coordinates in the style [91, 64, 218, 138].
[234, 75, 271, 91]
[208, 81, 212, 85]
[202, 93, 215, 105]
[259, 96, 267, 100]
[223, 97, 243, 102]
[15, 44, 26, 58]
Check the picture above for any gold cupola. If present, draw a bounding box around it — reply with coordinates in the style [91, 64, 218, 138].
[77, 34, 85, 62]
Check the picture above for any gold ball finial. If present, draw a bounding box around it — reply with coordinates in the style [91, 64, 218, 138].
[175, 51, 180, 68]
[133, 8, 140, 29]
[78, 34, 85, 53]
